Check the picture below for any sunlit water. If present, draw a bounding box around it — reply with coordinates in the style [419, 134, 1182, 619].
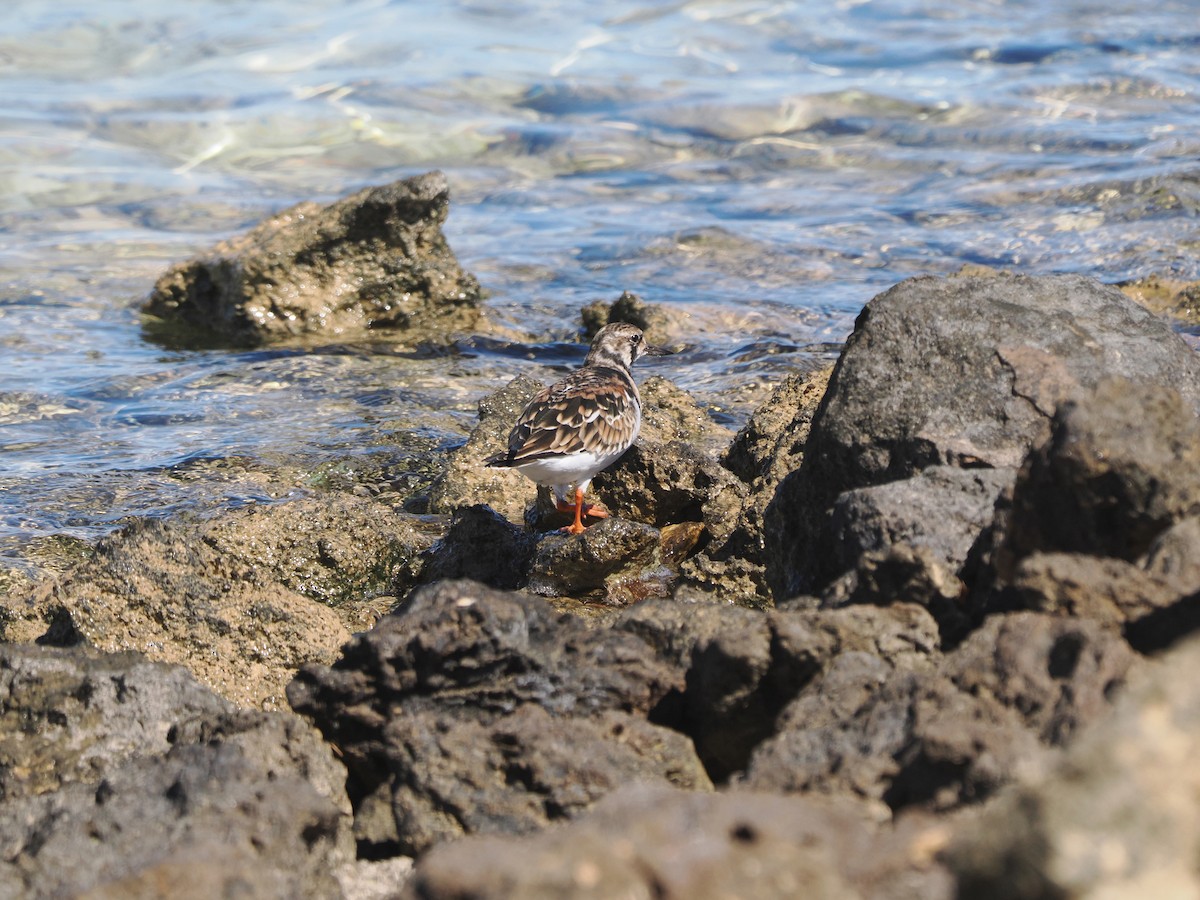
[2, 0, 1199, 563]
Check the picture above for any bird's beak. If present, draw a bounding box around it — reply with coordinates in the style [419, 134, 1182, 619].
[642, 343, 674, 357]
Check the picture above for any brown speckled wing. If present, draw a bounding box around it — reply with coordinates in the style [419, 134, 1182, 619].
[504, 367, 639, 463]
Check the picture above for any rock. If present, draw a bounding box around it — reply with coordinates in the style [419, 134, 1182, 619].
[1141, 516, 1200, 592]
[1124, 518, 1200, 652]
[638, 375, 734, 454]
[615, 599, 940, 783]
[829, 466, 1013, 577]
[525, 517, 673, 604]
[944, 633, 1200, 899]
[0, 742, 349, 900]
[682, 366, 833, 607]
[944, 612, 1136, 745]
[741, 669, 1043, 813]
[426, 374, 544, 522]
[287, 580, 691, 854]
[142, 171, 484, 347]
[193, 492, 435, 610]
[0, 643, 228, 801]
[421, 504, 537, 590]
[996, 378, 1200, 568]
[336, 857, 415, 900]
[581, 290, 672, 346]
[401, 784, 955, 900]
[590, 439, 746, 544]
[1004, 552, 1185, 629]
[723, 367, 832, 487]
[819, 544, 969, 645]
[0, 643, 352, 899]
[766, 273, 1200, 599]
[32, 517, 350, 710]
[384, 703, 712, 854]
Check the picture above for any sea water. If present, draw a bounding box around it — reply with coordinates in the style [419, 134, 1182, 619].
[2, 0, 1198, 560]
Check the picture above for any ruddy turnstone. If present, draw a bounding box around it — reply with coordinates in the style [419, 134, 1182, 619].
[486, 322, 670, 534]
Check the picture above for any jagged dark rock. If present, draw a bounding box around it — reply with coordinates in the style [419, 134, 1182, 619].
[766, 272, 1200, 600]
[0, 643, 352, 899]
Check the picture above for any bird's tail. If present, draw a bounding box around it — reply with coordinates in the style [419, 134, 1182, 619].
[484, 451, 512, 468]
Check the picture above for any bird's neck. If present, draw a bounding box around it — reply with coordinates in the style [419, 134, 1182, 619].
[584, 347, 631, 372]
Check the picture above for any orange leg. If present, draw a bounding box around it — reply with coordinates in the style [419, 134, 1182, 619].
[562, 486, 587, 535]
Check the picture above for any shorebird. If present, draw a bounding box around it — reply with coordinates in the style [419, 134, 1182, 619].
[486, 322, 669, 534]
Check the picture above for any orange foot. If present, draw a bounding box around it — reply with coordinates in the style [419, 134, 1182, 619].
[558, 487, 605, 535]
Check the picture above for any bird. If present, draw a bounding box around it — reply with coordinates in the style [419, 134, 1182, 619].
[486, 322, 670, 535]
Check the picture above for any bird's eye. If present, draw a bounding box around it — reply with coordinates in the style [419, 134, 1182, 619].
[631, 334, 641, 344]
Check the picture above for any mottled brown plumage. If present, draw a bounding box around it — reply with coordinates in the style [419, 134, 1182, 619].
[502, 365, 640, 464]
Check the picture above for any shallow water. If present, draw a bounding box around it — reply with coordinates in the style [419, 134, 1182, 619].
[2, 0, 1199, 561]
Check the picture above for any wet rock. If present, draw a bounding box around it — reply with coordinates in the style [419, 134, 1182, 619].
[0, 643, 352, 899]
[944, 612, 1136, 746]
[766, 273, 1200, 599]
[401, 785, 955, 900]
[525, 517, 671, 604]
[142, 171, 484, 347]
[287, 580, 691, 854]
[1119, 273, 1200, 327]
[581, 289, 672, 346]
[195, 492, 435, 610]
[996, 378, 1200, 569]
[31, 517, 350, 710]
[426, 373, 544, 522]
[723, 367, 832, 487]
[639, 374, 734, 453]
[944, 633, 1200, 899]
[421, 504, 537, 590]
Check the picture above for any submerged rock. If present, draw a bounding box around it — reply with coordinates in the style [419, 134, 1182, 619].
[142, 171, 484, 347]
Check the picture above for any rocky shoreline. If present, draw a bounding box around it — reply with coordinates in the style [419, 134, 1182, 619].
[3, 174, 1200, 898]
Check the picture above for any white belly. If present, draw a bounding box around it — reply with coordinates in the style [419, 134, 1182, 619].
[511, 446, 628, 500]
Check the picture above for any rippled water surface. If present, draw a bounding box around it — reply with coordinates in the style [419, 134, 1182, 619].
[3, 0, 1200, 560]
